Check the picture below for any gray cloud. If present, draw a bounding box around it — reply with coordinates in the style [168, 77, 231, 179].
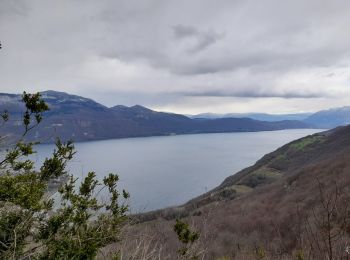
[180, 89, 325, 99]
[172, 24, 224, 54]
[173, 25, 198, 39]
[1, 0, 350, 114]
[0, 0, 28, 17]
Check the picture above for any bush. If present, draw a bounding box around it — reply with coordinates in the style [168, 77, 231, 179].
[0, 92, 129, 259]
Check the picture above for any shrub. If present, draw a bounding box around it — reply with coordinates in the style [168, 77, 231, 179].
[0, 92, 129, 259]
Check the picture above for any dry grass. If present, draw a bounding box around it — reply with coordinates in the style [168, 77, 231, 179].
[100, 127, 350, 259]
[121, 157, 350, 259]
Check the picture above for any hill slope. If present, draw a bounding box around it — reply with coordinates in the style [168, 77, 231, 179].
[0, 91, 311, 143]
[131, 125, 350, 259]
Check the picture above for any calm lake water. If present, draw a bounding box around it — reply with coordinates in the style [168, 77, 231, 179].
[34, 129, 323, 212]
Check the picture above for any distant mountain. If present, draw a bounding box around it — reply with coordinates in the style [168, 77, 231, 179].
[303, 106, 350, 128]
[193, 107, 350, 129]
[191, 112, 312, 122]
[0, 91, 311, 143]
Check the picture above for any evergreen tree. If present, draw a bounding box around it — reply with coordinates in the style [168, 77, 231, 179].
[0, 92, 129, 259]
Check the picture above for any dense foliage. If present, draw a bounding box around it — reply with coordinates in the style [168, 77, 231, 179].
[0, 92, 129, 259]
[174, 219, 200, 259]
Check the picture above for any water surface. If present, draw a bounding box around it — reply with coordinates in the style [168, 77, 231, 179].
[34, 129, 323, 212]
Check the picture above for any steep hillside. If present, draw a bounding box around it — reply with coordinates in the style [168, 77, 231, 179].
[130, 125, 350, 259]
[0, 91, 311, 143]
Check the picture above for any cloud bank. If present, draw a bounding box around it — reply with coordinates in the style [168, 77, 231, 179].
[1, 0, 350, 114]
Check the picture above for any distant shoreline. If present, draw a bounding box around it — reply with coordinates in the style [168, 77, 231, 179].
[38, 127, 325, 145]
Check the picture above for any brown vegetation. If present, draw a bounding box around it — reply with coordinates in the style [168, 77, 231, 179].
[106, 126, 350, 259]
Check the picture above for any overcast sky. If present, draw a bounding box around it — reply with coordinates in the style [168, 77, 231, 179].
[1, 0, 350, 114]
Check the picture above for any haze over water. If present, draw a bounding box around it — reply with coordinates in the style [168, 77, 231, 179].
[35, 129, 323, 212]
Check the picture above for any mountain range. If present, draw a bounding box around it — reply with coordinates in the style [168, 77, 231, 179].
[190, 112, 312, 122]
[192, 107, 350, 128]
[0, 90, 311, 143]
[0, 90, 350, 143]
[304, 106, 350, 128]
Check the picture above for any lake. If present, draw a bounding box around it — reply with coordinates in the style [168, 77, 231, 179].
[33, 129, 323, 212]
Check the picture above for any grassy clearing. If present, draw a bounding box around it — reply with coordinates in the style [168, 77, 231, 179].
[231, 185, 253, 194]
[290, 135, 324, 151]
[238, 167, 282, 188]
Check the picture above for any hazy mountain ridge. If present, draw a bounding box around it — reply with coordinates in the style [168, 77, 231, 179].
[303, 106, 350, 128]
[191, 112, 312, 122]
[192, 107, 350, 129]
[0, 91, 311, 143]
